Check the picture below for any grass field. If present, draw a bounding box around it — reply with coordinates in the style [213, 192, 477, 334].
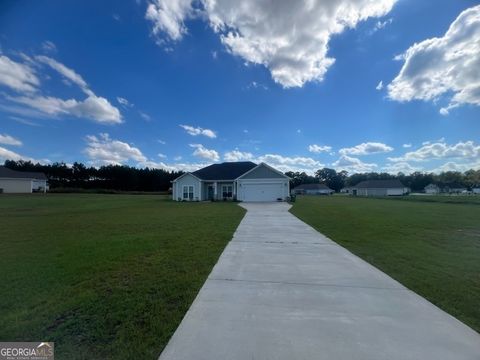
[290, 195, 480, 334]
[0, 194, 245, 359]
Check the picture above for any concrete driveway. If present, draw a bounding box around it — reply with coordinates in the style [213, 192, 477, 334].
[159, 202, 480, 360]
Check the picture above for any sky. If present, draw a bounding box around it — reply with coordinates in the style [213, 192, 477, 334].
[0, 0, 479, 175]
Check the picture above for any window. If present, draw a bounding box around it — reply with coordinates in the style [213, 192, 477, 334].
[183, 185, 194, 200]
[222, 185, 233, 198]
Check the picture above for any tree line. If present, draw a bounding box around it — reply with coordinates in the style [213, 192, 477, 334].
[4, 160, 183, 192]
[285, 168, 480, 193]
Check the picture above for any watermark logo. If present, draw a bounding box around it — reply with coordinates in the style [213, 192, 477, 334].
[0, 342, 54, 360]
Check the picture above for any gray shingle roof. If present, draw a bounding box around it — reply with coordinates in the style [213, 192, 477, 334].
[0, 166, 47, 180]
[191, 162, 257, 180]
[293, 183, 332, 190]
[353, 179, 405, 189]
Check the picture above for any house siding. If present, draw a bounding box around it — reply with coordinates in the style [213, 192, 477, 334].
[173, 174, 202, 201]
[0, 178, 32, 193]
[240, 165, 285, 179]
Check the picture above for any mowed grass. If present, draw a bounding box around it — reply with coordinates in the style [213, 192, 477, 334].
[290, 195, 480, 333]
[0, 194, 245, 359]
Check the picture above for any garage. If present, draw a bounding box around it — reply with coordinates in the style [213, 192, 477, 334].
[242, 183, 284, 202]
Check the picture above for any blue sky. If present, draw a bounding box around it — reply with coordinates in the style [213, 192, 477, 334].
[0, 0, 479, 174]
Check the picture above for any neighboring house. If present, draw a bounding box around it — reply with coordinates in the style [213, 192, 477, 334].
[0, 166, 48, 193]
[293, 183, 334, 195]
[472, 187, 480, 194]
[341, 187, 353, 194]
[350, 179, 408, 196]
[444, 185, 468, 194]
[424, 183, 440, 194]
[172, 161, 290, 202]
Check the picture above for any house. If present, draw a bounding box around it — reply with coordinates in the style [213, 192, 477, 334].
[172, 161, 290, 202]
[293, 183, 333, 195]
[350, 179, 408, 196]
[473, 187, 480, 194]
[444, 184, 467, 194]
[340, 186, 353, 194]
[424, 183, 440, 194]
[0, 166, 48, 193]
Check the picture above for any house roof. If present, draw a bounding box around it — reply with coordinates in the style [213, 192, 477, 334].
[353, 179, 405, 189]
[294, 183, 332, 190]
[0, 166, 47, 180]
[191, 161, 258, 180]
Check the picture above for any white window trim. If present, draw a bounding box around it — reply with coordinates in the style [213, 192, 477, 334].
[182, 185, 194, 200]
[221, 185, 233, 198]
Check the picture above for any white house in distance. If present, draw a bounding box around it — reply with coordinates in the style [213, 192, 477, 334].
[424, 183, 440, 194]
[350, 179, 409, 196]
[0, 166, 48, 193]
[293, 183, 334, 195]
[172, 162, 290, 202]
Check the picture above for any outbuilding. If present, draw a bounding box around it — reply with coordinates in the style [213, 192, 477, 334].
[351, 179, 408, 196]
[0, 166, 48, 193]
[293, 183, 334, 195]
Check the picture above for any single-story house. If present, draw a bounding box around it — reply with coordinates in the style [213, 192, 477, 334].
[350, 179, 409, 196]
[293, 183, 334, 195]
[472, 187, 480, 194]
[172, 161, 290, 202]
[424, 183, 440, 194]
[444, 185, 468, 194]
[0, 166, 48, 193]
[340, 186, 353, 194]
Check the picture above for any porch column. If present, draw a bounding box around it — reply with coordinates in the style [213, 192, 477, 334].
[233, 181, 237, 198]
[214, 181, 217, 200]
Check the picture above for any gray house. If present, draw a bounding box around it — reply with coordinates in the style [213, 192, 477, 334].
[172, 162, 290, 202]
[424, 183, 440, 194]
[0, 166, 48, 193]
[293, 183, 333, 195]
[350, 179, 408, 196]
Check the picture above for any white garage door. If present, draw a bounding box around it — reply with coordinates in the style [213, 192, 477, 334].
[243, 183, 283, 202]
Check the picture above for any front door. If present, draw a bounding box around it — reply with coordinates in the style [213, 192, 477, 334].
[207, 185, 214, 200]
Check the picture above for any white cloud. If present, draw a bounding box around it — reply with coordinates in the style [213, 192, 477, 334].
[388, 140, 480, 162]
[383, 161, 421, 174]
[431, 161, 480, 173]
[157, 153, 167, 159]
[0, 134, 22, 146]
[0, 53, 121, 124]
[339, 142, 393, 156]
[146, 0, 397, 88]
[117, 97, 133, 107]
[387, 5, 480, 114]
[36, 55, 92, 95]
[145, 0, 196, 42]
[257, 154, 323, 174]
[369, 18, 393, 34]
[84, 133, 147, 165]
[224, 150, 254, 162]
[139, 111, 151, 121]
[402, 143, 412, 148]
[189, 143, 220, 161]
[180, 124, 217, 138]
[41, 41, 57, 53]
[0, 55, 39, 92]
[332, 155, 377, 173]
[9, 95, 122, 124]
[158, 139, 166, 145]
[308, 144, 332, 154]
[0, 146, 46, 163]
[376, 80, 384, 91]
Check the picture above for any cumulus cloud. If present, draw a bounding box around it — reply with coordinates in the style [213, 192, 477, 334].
[180, 124, 217, 138]
[387, 5, 480, 114]
[257, 154, 323, 173]
[388, 140, 480, 162]
[0, 146, 45, 163]
[224, 150, 254, 162]
[0, 53, 121, 124]
[0, 134, 22, 146]
[402, 143, 412, 148]
[84, 133, 147, 165]
[383, 161, 421, 174]
[189, 143, 220, 161]
[145, 0, 196, 42]
[146, 0, 397, 88]
[332, 155, 377, 173]
[308, 144, 332, 154]
[9, 95, 121, 124]
[0, 55, 39, 92]
[339, 142, 393, 156]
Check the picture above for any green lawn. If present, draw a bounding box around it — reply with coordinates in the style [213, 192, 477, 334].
[290, 195, 480, 333]
[0, 194, 245, 359]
